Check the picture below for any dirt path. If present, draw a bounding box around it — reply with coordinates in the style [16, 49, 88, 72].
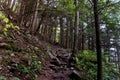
[36, 46, 73, 80]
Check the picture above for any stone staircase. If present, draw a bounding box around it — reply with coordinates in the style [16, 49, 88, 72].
[45, 47, 82, 80]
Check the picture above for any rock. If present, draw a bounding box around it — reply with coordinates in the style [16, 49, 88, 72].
[0, 37, 3, 40]
[50, 58, 61, 66]
[49, 65, 59, 72]
[0, 65, 2, 70]
[10, 53, 15, 57]
[0, 43, 8, 47]
[48, 51, 55, 59]
[70, 67, 74, 70]
[69, 70, 83, 80]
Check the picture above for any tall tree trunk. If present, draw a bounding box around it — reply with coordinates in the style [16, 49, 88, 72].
[73, 0, 79, 53]
[34, 10, 46, 35]
[67, 18, 71, 48]
[81, 23, 84, 50]
[117, 47, 120, 73]
[60, 17, 64, 46]
[31, 0, 39, 34]
[93, 0, 102, 80]
[19, 0, 25, 26]
[70, 18, 74, 49]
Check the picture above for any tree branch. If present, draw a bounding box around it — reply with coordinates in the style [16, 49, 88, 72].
[98, 1, 120, 14]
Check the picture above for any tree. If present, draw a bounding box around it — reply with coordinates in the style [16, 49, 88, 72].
[73, 0, 79, 53]
[93, 0, 102, 80]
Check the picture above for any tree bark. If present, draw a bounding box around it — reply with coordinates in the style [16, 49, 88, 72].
[73, 0, 79, 53]
[93, 0, 102, 80]
[34, 10, 46, 35]
[60, 17, 64, 46]
[31, 0, 39, 34]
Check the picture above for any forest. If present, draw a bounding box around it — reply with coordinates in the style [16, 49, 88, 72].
[0, 0, 120, 80]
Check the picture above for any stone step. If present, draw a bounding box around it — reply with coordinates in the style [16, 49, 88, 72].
[50, 58, 61, 66]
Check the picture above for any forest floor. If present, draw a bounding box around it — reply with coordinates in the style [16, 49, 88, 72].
[0, 27, 81, 80]
[36, 45, 73, 80]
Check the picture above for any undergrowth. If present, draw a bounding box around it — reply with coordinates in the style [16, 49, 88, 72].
[73, 50, 120, 80]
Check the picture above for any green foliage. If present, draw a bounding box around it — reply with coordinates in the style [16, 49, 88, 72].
[0, 76, 6, 80]
[57, 0, 75, 14]
[12, 77, 20, 80]
[34, 47, 39, 51]
[0, 11, 20, 37]
[3, 18, 9, 23]
[0, 12, 5, 19]
[10, 53, 41, 80]
[74, 50, 120, 80]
